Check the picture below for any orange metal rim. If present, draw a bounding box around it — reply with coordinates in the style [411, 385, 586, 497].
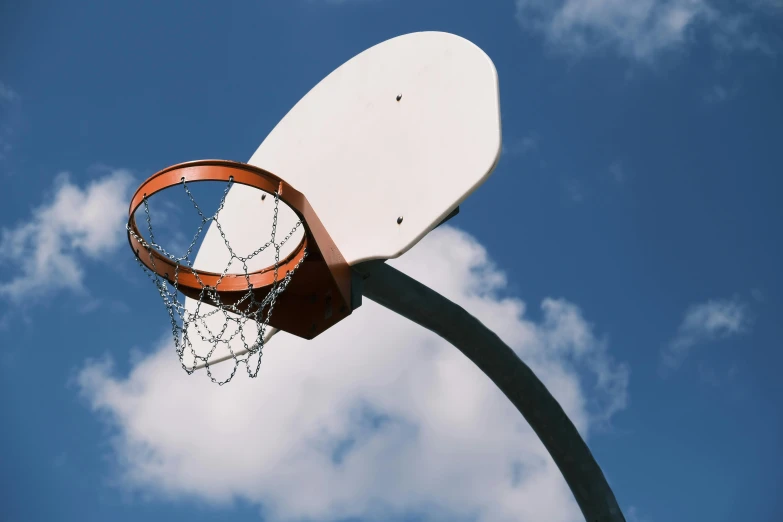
[127, 160, 309, 293]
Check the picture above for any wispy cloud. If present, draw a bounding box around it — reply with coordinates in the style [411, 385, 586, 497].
[0, 82, 18, 103]
[0, 169, 134, 301]
[53, 452, 68, 468]
[697, 361, 741, 387]
[754, 0, 783, 10]
[627, 506, 651, 522]
[0, 133, 10, 160]
[0, 80, 21, 160]
[704, 84, 731, 103]
[515, 0, 779, 61]
[503, 134, 539, 157]
[661, 297, 749, 371]
[562, 178, 586, 202]
[609, 161, 625, 183]
[703, 83, 740, 103]
[78, 226, 629, 522]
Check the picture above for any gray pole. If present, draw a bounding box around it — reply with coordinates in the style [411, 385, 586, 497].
[356, 261, 625, 522]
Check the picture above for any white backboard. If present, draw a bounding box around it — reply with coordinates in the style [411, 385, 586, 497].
[183, 31, 501, 369]
[248, 30, 501, 265]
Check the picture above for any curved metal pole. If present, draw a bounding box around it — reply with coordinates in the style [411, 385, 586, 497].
[356, 261, 625, 522]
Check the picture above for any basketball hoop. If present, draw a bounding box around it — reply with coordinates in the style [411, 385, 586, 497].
[127, 160, 353, 384]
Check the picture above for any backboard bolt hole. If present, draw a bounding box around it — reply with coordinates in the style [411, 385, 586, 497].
[397, 216, 403, 224]
[396, 94, 402, 101]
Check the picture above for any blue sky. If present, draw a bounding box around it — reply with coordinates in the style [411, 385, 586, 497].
[1, 1, 782, 522]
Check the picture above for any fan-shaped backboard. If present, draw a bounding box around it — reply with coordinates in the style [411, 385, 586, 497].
[183, 31, 501, 368]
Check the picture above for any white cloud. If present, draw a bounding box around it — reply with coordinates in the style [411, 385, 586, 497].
[78, 226, 629, 522]
[661, 297, 749, 370]
[515, 0, 778, 60]
[0, 169, 134, 300]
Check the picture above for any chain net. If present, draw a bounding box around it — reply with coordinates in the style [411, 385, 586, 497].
[127, 178, 306, 385]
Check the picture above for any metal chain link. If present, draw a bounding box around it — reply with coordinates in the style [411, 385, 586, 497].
[126, 178, 306, 385]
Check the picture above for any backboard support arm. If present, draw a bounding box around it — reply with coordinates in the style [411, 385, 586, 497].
[355, 260, 626, 522]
